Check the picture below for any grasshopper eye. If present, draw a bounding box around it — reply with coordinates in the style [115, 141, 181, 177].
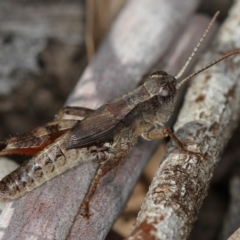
[159, 86, 169, 97]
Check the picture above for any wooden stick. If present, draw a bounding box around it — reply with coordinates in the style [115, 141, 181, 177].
[127, 1, 240, 239]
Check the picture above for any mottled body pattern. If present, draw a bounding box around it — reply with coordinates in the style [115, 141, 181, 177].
[0, 72, 182, 217]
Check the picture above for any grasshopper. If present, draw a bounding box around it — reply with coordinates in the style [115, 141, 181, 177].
[0, 12, 239, 219]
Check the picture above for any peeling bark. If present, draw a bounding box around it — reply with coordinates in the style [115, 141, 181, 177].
[127, 1, 240, 239]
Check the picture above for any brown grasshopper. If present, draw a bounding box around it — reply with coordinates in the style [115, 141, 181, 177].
[0, 12, 239, 219]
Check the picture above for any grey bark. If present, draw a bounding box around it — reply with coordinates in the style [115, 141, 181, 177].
[0, 0, 85, 94]
[0, 1, 85, 44]
[127, 0, 240, 239]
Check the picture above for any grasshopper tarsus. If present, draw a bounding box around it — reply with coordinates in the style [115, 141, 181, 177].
[80, 201, 91, 220]
[163, 128, 207, 161]
[177, 147, 207, 161]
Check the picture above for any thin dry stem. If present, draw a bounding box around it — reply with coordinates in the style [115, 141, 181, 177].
[86, 0, 127, 60]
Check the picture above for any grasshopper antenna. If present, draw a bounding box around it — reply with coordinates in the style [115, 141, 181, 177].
[176, 50, 240, 89]
[175, 11, 240, 89]
[175, 11, 220, 81]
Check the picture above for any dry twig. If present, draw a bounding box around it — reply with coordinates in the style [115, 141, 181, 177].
[112, 14, 218, 238]
[86, 0, 127, 60]
[127, 1, 240, 239]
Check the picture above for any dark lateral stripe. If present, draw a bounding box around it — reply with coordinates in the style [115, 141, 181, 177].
[120, 109, 136, 128]
[107, 85, 151, 121]
[107, 98, 131, 120]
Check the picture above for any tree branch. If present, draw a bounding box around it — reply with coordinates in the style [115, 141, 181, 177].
[127, 1, 240, 239]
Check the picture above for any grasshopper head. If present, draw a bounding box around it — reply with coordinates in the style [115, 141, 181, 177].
[143, 71, 177, 124]
[144, 71, 177, 98]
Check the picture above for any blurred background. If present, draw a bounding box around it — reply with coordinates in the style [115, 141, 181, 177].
[0, 0, 238, 239]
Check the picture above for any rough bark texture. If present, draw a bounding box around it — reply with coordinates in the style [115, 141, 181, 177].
[0, 0, 201, 239]
[0, 0, 85, 95]
[127, 1, 240, 239]
[109, 14, 218, 239]
[0, 0, 86, 138]
[0, 1, 84, 44]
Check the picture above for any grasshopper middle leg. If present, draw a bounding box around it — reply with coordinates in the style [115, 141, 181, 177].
[142, 127, 206, 160]
[79, 130, 136, 219]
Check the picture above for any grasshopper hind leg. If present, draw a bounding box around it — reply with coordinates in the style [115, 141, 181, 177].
[80, 146, 125, 219]
[0, 119, 78, 156]
[80, 160, 114, 219]
[80, 131, 134, 219]
[0, 106, 94, 157]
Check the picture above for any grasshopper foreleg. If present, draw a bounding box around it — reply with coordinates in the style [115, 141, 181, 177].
[142, 127, 206, 161]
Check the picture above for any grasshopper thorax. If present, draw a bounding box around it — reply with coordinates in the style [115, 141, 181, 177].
[144, 71, 177, 99]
